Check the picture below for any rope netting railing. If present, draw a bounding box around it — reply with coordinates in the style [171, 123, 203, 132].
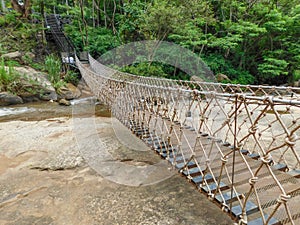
[89, 54, 300, 99]
[77, 54, 300, 225]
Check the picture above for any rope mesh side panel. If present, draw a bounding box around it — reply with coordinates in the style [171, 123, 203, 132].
[77, 54, 300, 225]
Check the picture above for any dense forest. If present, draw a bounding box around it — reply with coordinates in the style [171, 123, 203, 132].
[1, 0, 300, 85]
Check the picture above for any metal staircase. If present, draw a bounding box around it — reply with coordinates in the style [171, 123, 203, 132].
[45, 14, 76, 65]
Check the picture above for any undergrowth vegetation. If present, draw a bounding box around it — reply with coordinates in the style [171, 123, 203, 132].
[0, 58, 20, 93]
[44, 54, 64, 89]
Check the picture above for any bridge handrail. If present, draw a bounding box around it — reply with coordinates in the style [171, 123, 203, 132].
[81, 55, 300, 105]
[88, 54, 300, 100]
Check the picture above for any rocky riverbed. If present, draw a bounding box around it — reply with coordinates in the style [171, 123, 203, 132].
[0, 100, 233, 225]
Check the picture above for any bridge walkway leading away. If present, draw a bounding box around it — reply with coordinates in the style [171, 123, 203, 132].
[76, 55, 300, 225]
[45, 14, 300, 225]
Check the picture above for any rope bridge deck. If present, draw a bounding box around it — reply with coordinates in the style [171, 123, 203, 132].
[76, 54, 300, 225]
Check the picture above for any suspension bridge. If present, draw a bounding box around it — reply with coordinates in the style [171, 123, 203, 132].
[45, 14, 300, 225]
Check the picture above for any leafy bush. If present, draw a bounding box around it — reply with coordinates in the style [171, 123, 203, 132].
[121, 62, 168, 78]
[203, 54, 255, 84]
[0, 58, 20, 93]
[44, 54, 65, 89]
[294, 70, 300, 82]
[64, 70, 80, 85]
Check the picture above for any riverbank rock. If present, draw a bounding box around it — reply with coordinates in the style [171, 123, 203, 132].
[1, 51, 22, 59]
[190, 75, 204, 82]
[77, 79, 93, 97]
[58, 83, 81, 100]
[216, 73, 231, 83]
[0, 115, 233, 225]
[0, 92, 23, 106]
[14, 66, 58, 102]
[59, 98, 71, 106]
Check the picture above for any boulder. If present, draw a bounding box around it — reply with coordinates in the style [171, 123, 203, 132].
[0, 92, 23, 106]
[13, 66, 58, 101]
[216, 73, 231, 83]
[58, 83, 81, 100]
[1, 51, 22, 59]
[24, 52, 35, 59]
[59, 98, 71, 106]
[77, 79, 93, 98]
[190, 75, 204, 82]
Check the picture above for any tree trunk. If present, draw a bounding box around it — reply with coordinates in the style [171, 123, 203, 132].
[10, 0, 31, 18]
[79, 0, 88, 47]
[103, 0, 107, 28]
[24, 0, 31, 18]
[111, 0, 116, 34]
[11, 0, 24, 15]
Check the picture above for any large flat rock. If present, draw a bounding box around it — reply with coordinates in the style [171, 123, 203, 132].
[0, 115, 233, 225]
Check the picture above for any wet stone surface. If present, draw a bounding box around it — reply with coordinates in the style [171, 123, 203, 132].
[0, 101, 233, 225]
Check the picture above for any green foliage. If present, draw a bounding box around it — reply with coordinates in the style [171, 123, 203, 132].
[258, 57, 289, 78]
[64, 70, 80, 86]
[203, 54, 254, 84]
[0, 43, 7, 55]
[85, 27, 120, 56]
[64, 22, 120, 57]
[139, 0, 183, 40]
[117, 1, 147, 41]
[121, 62, 190, 80]
[0, 11, 44, 56]
[9, 0, 298, 86]
[0, 11, 20, 26]
[44, 54, 65, 89]
[52, 79, 66, 90]
[121, 62, 168, 78]
[0, 58, 45, 95]
[0, 58, 21, 93]
[294, 70, 300, 81]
